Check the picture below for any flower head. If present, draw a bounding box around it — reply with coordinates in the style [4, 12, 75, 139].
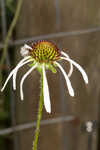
[1, 40, 88, 113]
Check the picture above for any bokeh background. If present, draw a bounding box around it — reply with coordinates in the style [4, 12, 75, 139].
[0, 0, 100, 150]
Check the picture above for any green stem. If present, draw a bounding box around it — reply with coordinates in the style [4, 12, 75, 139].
[32, 71, 43, 150]
[0, 0, 23, 65]
[0, 0, 23, 82]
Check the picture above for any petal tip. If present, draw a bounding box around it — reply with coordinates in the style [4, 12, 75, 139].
[84, 75, 88, 84]
[21, 98, 24, 101]
[0, 89, 3, 92]
[46, 108, 51, 113]
[86, 78, 89, 84]
[69, 87, 75, 97]
[70, 91, 75, 97]
[13, 87, 16, 91]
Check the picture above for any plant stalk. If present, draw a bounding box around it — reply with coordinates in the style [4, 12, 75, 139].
[32, 71, 43, 150]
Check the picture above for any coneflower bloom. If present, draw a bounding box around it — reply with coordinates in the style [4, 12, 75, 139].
[1, 40, 88, 113]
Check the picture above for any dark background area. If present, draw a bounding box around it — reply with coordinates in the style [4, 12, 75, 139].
[0, 0, 100, 150]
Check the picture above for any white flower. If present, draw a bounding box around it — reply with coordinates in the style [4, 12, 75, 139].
[1, 40, 88, 113]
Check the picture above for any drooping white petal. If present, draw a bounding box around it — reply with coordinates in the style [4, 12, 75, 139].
[20, 63, 37, 101]
[61, 57, 88, 84]
[42, 64, 51, 113]
[1, 56, 31, 92]
[1, 69, 15, 92]
[61, 51, 73, 77]
[19, 56, 32, 63]
[13, 59, 34, 90]
[55, 62, 74, 97]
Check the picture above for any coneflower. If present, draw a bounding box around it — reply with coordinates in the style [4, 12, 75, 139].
[1, 40, 88, 113]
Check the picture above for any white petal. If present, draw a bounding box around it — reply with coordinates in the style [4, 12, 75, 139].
[19, 56, 31, 63]
[20, 63, 37, 101]
[24, 44, 32, 50]
[1, 69, 15, 92]
[61, 51, 73, 77]
[13, 59, 34, 90]
[42, 64, 51, 113]
[55, 62, 74, 97]
[1, 56, 31, 92]
[20, 48, 29, 57]
[61, 57, 88, 84]
[20, 44, 32, 57]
